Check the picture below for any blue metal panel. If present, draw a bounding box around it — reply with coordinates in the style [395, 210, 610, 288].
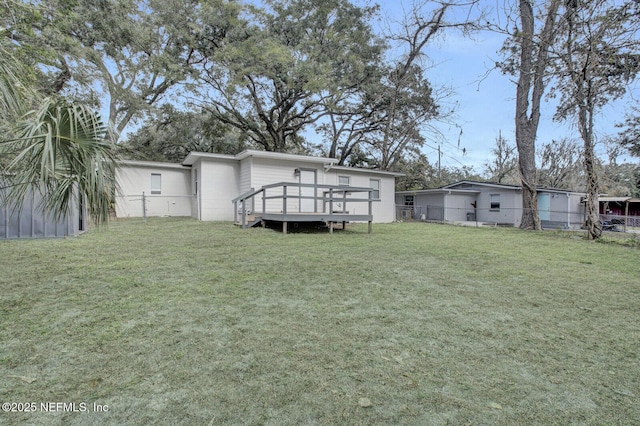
[0, 183, 81, 239]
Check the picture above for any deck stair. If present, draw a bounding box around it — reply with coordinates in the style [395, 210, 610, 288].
[234, 215, 262, 228]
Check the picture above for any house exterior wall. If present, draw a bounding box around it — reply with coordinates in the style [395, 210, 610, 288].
[400, 182, 586, 228]
[541, 191, 585, 229]
[326, 170, 397, 223]
[417, 193, 445, 220]
[115, 163, 192, 218]
[475, 188, 522, 226]
[568, 194, 586, 226]
[0, 184, 81, 239]
[240, 157, 252, 194]
[118, 152, 401, 224]
[445, 193, 477, 222]
[396, 191, 477, 222]
[244, 157, 317, 214]
[198, 159, 239, 221]
[190, 166, 200, 219]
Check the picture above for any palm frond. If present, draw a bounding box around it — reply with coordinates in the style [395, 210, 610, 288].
[0, 40, 33, 122]
[3, 97, 118, 225]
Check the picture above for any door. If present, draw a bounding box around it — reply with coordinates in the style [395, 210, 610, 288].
[538, 193, 550, 221]
[299, 169, 316, 213]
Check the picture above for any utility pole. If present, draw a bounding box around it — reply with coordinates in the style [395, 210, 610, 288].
[438, 145, 441, 181]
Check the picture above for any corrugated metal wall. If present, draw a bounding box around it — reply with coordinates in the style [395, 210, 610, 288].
[0, 184, 81, 240]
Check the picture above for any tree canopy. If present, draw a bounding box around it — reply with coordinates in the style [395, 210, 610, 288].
[0, 37, 117, 224]
[3, 0, 638, 224]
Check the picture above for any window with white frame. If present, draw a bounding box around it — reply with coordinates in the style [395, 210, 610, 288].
[490, 194, 500, 211]
[150, 173, 162, 194]
[404, 195, 414, 206]
[338, 175, 350, 186]
[370, 178, 380, 200]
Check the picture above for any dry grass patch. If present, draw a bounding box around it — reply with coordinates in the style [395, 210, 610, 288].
[1, 218, 639, 425]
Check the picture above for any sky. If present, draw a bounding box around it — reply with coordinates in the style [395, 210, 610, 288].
[362, 0, 639, 171]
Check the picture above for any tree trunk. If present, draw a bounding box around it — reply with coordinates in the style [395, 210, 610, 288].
[516, 124, 541, 230]
[583, 146, 602, 239]
[578, 90, 602, 239]
[513, 0, 561, 230]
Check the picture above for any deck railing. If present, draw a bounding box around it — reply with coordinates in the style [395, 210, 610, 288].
[233, 182, 374, 231]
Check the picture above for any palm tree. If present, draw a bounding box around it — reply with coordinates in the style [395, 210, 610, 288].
[1, 40, 117, 225]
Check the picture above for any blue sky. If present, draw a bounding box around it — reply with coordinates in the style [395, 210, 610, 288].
[365, 0, 639, 171]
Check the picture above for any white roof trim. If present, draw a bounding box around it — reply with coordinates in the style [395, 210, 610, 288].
[443, 180, 521, 190]
[326, 165, 405, 177]
[182, 152, 236, 165]
[182, 150, 339, 166]
[443, 180, 584, 195]
[118, 160, 191, 170]
[396, 189, 480, 195]
[599, 196, 633, 202]
[537, 187, 585, 195]
[235, 149, 338, 164]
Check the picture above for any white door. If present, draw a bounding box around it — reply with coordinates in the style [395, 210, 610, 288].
[299, 169, 316, 212]
[538, 193, 550, 221]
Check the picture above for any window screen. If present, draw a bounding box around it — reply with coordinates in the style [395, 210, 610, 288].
[370, 179, 380, 200]
[151, 173, 162, 194]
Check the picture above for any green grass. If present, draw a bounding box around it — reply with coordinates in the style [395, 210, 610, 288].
[1, 218, 639, 425]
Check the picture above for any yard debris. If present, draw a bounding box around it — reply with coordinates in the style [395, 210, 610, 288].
[358, 398, 373, 408]
[8, 375, 36, 384]
[610, 389, 636, 398]
[488, 402, 503, 410]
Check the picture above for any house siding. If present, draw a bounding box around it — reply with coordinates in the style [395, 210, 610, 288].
[541, 191, 585, 228]
[247, 157, 326, 214]
[477, 188, 522, 226]
[398, 181, 586, 229]
[445, 193, 476, 222]
[240, 157, 252, 194]
[325, 170, 397, 223]
[199, 160, 239, 221]
[115, 163, 192, 218]
[191, 165, 200, 220]
[417, 193, 444, 221]
[117, 151, 401, 224]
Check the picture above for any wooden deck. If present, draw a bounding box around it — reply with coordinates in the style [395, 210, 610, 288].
[232, 182, 374, 234]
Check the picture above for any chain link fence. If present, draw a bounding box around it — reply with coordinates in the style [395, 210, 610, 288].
[396, 205, 639, 232]
[115, 193, 194, 221]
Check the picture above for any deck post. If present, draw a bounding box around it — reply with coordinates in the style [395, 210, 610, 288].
[368, 190, 373, 233]
[283, 185, 287, 214]
[241, 198, 246, 228]
[283, 221, 287, 234]
[329, 222, 333, 234]
[329, 188, 334, 214]
[263, 188, 266, 214]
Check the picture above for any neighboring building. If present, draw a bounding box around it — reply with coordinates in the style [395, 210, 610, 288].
[599, 196, 640, 228]
[0, 183, 85, 239]
[116, 150, 402, 226]
[397, 180, 586, 229]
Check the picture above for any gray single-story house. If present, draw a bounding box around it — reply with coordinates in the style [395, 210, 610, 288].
[0, 183, 85, 240]
[396, 180, 587, 229]
[116, 150, 403, 228]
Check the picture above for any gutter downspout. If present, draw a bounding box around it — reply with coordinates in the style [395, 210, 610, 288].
[443, 191, 450, 222]
[567, 193, 571, 229]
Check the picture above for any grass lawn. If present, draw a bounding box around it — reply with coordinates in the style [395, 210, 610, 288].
[1, 218, 639, 425]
